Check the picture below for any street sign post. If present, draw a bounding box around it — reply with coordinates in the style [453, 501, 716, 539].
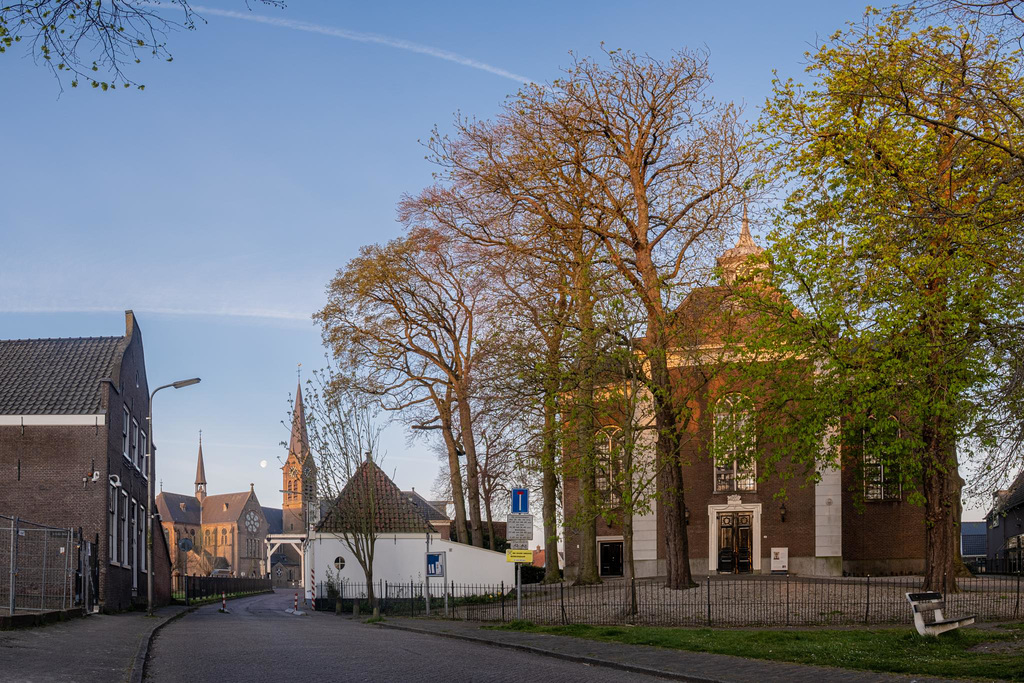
[505, 549, 534, 563]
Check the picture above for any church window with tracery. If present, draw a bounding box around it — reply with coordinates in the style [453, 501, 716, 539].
[713, 394, 756, 492]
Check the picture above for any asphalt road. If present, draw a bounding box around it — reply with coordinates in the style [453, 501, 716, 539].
[145, 590, 663, 682]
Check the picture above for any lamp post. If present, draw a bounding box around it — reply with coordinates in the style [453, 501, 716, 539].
[147, 377, 201, 617]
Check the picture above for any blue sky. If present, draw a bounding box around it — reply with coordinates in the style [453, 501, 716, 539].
[5, 0, 942, 516]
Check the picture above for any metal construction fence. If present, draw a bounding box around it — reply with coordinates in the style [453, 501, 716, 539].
[171, 574, 273, 605]
[314, 572, 1023, 626]
[0, 515, 93, 615]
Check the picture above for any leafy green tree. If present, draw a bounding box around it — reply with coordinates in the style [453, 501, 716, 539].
[746, 8, 1024, 592]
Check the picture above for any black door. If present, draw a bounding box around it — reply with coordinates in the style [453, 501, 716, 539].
[600, 541, 624, 576]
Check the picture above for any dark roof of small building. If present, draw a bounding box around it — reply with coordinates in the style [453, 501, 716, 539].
[988, 470, 1024, 518]
[156, 491, 201, 526]
[202, 492, 256, 524]
[401, 490, 449, 522]
[262, 507, 283, 534]
[0, 336, 124, 414]
[318, 461, 435, 534]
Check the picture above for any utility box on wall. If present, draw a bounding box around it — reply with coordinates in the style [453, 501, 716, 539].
[770, 547, 789, 574]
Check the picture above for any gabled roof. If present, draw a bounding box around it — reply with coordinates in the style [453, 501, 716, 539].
[156, 492, 201, 526]
[988, 469, 1024, 518]
[318, 460, 435, 534]
[262, 507, 283, 534]
[0, 336, 124, 415]
[202, 491, 256, 524]
[401, 490, 449, 522]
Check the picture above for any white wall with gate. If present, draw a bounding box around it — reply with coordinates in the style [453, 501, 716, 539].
[305, 532, 513, 595]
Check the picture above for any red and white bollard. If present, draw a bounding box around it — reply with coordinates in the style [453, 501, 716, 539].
[221, 592, 226, 611]
[293, 592, 298, 611]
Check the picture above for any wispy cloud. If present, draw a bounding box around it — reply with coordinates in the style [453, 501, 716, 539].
[0, 304, 312, 323]
[180, 4, 534, 85]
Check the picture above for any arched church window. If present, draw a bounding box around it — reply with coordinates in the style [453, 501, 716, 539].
[595, 427, 623, 506]
[863, 416, 901, 500]
[713, 394, 756, 492]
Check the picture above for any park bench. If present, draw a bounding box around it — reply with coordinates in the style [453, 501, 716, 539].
[905, 592, 975, 636]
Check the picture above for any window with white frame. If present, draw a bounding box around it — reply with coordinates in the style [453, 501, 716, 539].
[140, 431, 148, 479]
[121, 490, 129, 566]
[129, 499, 137, 570]
[863, 416, 901, 501]
[595, 427, 623, 506]
[122, 407, 130, 461]
[131, 419, 139, 470]
[138, 505, 147, 572]
[109, 483, 118, 564]
[713, 394, 756, 492]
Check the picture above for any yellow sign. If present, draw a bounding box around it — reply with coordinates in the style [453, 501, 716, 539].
[505, 550, 533, 563]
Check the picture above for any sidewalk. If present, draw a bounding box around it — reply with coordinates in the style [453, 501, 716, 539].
[0, 605, 189, 683]
[375, 617, 959, 683]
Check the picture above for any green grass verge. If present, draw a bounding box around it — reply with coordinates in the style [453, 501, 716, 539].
[489, 622, 1024, 681]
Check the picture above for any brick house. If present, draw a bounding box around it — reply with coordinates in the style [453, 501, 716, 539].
[562, 218, 925, 580]
[0, 311, 173, 611]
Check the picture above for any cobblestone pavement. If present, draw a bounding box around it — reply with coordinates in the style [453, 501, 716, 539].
[0, 604, 188, 683]
[145, 590, 666, 682]
[379, 617, 962, 683]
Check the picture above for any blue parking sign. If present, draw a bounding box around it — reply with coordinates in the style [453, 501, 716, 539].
[511, 488, 529, 514]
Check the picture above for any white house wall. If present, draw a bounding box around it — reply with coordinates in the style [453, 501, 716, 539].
[306, 532, 514, 596]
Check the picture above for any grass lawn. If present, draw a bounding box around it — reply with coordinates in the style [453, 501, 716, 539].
[490, 621, 1024, 681]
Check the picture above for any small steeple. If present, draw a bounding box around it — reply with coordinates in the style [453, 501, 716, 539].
[717, 203, 764, 285]
[195, 431, 207, 502]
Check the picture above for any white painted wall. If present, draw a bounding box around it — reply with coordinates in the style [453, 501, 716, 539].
[305, 532, 514, 597]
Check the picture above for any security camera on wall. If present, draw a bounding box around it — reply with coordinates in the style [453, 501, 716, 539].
[90, 470, 101, 482]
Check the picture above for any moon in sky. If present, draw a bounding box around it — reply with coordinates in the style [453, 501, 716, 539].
[259, 459, 268, 469]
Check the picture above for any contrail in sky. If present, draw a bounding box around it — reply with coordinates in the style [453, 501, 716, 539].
[183, 5, 534, 84]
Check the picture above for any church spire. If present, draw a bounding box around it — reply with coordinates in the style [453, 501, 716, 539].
[717, 202, 764, 284]
[195, 431, 207, 501]
[288, 381, 310, 464]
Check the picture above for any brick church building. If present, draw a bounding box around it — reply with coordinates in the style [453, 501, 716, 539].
[562, 215, 926, 580]
[156, 435, 271, 578]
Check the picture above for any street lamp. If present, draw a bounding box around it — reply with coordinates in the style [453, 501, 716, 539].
[147, 377, 201, 616]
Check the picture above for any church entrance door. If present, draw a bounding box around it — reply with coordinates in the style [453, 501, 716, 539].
[716, 511, 753, 574]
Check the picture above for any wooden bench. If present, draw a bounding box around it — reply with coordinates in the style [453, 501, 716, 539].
[905, 591, 976, 636]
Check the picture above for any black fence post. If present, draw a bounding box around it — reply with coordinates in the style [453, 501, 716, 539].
[501, 581, 505, 622]
[410, 581, 414, 617]
[706, 575, 712, 627]
[864, 575, 870, 625]
[560, 580, 567, 625]
[1016, 552, 1021, 620]
[630, 576, 637, 619]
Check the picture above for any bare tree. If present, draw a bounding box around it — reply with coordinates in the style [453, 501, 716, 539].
[302, 367, 385, 613]
[318, 227, 495, 548]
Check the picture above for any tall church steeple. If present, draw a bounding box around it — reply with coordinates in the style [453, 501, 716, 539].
[195, 431, 207, 502]
[282, 381, 317, 533]
[717, 204, 765, 285]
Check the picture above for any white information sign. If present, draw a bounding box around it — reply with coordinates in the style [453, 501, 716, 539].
[509, 540, 529, 550]
[506, 513, 534, 541]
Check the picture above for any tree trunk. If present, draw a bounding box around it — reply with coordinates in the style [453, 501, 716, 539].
[922, 418, 960, 593]
[437, 394, 469, 545]
[649, 347, 695, 590]
[573, 274, 601, 586]
[485, 493, 496, 550]
[541, 375, 562, 583]
[456, 392, 486, 547]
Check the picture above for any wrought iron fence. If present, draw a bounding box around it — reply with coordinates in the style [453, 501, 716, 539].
[313, 572, 1023, 626]
[0, 515, 91, 615]
[171, 574, 273, 604]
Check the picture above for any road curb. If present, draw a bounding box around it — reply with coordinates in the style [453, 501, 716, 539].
[128, 607, 197, 683]
[374, 621, 728, 683]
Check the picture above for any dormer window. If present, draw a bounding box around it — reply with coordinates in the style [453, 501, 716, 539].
[179, 502, 186, 512]
[223, 503, 229, 511]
